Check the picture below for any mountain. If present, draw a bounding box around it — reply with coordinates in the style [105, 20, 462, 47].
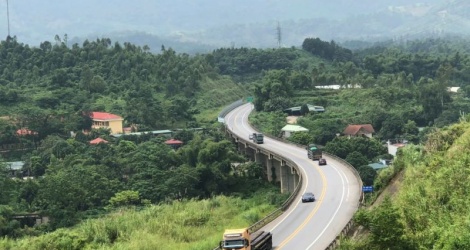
[0, 0, 467, 53]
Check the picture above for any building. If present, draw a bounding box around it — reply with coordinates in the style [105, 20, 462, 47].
[89, 138, 109, 145]
[283, 104, 325, 116]
[343, 124, 375, 138]
[5, 161, 25, 176]
[387, 140, 407, 156]
[90, 112, 124, 134]
[281, 124, 309, 138]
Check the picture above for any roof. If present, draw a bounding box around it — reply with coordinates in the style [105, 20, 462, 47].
[284, 104, 325, 113]
[281, 124, 309, 132]
[90, 112, 123, 121]
[343, 124, 375, 135]
[89, 138, 109, 144]
[6, 161, 25, 170]
[165, 139, 183, 145]
[112, 130, 173, 137]
[307, 104, 325, 112]
[16, 128, 37, 136]
[368, 163, 388, 170]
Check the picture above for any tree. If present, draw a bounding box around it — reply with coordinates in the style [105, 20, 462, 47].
[345, 151, 369, 169]
[108, 190, 141, 208]
[357, 165, 377, 186]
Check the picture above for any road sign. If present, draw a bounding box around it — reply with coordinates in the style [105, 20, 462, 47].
[362, 186, 374, 193]
[246, 96, 254, 102]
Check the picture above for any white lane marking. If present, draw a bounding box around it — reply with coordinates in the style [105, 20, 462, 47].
[228, 103, 352, 248]
[306, 163, 346, 249]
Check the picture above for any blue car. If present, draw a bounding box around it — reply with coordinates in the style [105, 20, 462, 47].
[302, 192, 316, 203]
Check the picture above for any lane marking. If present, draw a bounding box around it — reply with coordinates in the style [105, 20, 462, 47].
[227, 103, 347, 249]
[276, 163, 327, 249]
[306, 163, 346, 249]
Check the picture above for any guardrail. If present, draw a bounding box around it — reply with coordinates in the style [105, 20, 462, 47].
[217, 99, 245, 123]
[213, 101, 303, 250]
[216, 101, 363, 250]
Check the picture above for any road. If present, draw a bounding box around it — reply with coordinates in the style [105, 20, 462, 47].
[224, 103, 361, 250]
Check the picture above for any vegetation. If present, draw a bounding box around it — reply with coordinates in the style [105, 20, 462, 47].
[342, 121, 470, 249]
[3, 32, 470, 249]
[0, 187, 286, 250]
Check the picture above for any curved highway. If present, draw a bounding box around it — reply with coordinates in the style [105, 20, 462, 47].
[225, 103, 361, 250]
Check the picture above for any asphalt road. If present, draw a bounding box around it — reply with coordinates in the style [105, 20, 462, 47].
[224, 103, 361, 250]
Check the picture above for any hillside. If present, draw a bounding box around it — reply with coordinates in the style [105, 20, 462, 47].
[344, 121, 470, 249]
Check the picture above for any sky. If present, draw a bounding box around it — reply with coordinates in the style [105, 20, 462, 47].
[0, 0, 445, 46]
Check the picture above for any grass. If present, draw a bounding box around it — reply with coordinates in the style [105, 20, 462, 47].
[0, 191, 279, 250]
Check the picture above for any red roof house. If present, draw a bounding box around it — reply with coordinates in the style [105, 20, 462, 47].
[89, 112, 124, 134]
[165, 139, 183, 145]
[16, 128, 38, 136]
[165, 139, 183, 149]
[89, 138, 109, 145]
[343, 124, 375, 138]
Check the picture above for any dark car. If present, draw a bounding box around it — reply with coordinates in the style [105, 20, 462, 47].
[319, 158, 327, 166]
[302, 192, 316, 203]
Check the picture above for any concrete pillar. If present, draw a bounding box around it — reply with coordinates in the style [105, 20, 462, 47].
[267, 156, 273, 182]
[280, 161, 288, 194]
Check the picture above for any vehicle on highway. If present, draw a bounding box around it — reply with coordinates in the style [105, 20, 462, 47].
[220, 228, 272, 250]
[249, 133, 264, 144]
[301, 192, 316, 203]
[319, 158, 327, 165]
[307, 144, 322, 160]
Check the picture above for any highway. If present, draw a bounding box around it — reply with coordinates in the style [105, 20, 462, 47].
[224, 103, 361, 250]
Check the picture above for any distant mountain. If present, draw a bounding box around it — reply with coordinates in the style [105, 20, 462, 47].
[1, 0, 467, 53]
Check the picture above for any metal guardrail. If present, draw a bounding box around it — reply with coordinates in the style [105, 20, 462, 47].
[217, 99, 245, 123]
[213, 101, 303, 250]
[215, 101, 363, 250]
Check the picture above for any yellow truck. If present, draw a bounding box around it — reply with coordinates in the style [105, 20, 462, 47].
[219, 228, 272, 250]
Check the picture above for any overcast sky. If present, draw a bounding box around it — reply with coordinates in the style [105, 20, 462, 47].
[0, 0, 445, 46]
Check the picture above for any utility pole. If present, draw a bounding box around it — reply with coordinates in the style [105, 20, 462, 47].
[276, 21, 282, 48]
[6, 0, 10, 37]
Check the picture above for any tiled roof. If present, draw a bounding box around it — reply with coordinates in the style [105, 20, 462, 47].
[343, 124, 375, 135]
[90, 112, 123, 120]
[165, 139, 183, 145]
[89, 138, 108, 144]
[16, 128, 37, 135]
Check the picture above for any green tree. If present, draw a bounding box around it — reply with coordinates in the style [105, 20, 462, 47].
[357, 165, 377, 186]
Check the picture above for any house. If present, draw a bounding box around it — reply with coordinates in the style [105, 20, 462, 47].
[387, 140, 407, 156]
[16, 128, 37, 136]
[165, 138, 183, 149]
[343, 124, 375, 138]
[90, 112, 124, 134]
[89, 138, 109, 145]
[281, 124, 309, 138]
[368, 162, 388, 171]
[283, 104, 325, 116]
[5, 161, 25, 176]
[111, 129, 173, 138]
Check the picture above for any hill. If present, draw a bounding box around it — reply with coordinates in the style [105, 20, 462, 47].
[344, 121, 470, 249]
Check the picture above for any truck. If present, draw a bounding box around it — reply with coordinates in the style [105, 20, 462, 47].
[307, 144, 322, 160]
[219, 228, 272, 250]
[249, 133, 264, 144]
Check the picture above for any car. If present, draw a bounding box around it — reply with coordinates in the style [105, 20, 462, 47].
[319, 158, 327, 165]
[301, 192, 316, 203]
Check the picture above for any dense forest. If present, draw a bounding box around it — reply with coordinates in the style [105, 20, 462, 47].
[2, 34, 470, 249]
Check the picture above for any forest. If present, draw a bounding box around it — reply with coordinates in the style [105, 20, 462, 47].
[1, 34, 470, 249]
